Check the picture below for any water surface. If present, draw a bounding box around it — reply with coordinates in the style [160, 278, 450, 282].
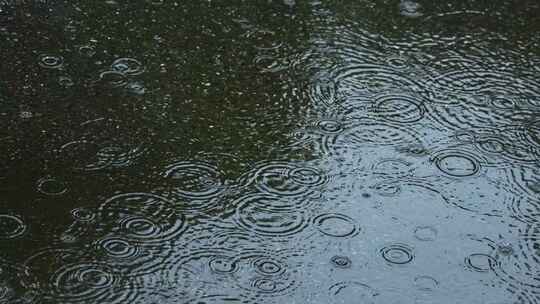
[1, 0, 540, 303]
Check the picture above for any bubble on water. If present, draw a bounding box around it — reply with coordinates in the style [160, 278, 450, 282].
[38, 54, 64, 69]
[414, 226, 438, 241]
[0, 214, 26, 239]
[380, 244, 414, 265]
[111, 58, 144, 76]
[313, 213, 360, 238]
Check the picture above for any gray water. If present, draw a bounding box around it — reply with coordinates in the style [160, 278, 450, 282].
[1, 0, 540, 303]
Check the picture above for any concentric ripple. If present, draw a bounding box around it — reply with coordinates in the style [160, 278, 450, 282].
[36, 177, 68, 196]
[380, 244, 414, 265]
[464, 253, 496, 272]
[49, 262, 134, 303]
[161, 160, 227, 202]
[38, 54, 64, 69]
[0, 214, 27, 239]
[97, 192, 186, 245]
[208, 256, 240, 275]
[111, 58, 145, 76]
[22, 248, 137, 303]
[70, 208, 96, 222]
[335, 120, 424, 148]
[330, 256, 352, 269]
[232, 250, 303, 297]
[99, 71, 128, 87]
[93, 236, 167, 276]
[492, 225, 540, 291]
[313, 213, 360, 238]
[233, 195, 309, 237]
[431, 149, 483, 178]
[241, 161, 327, 197]
[373, 93, 425, 123]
